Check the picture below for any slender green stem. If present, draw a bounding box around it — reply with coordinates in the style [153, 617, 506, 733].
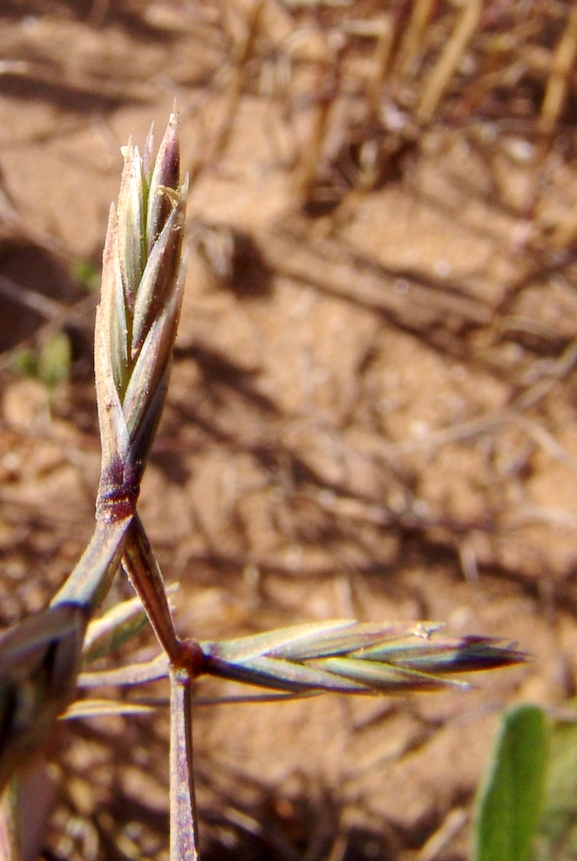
[50, 518, 132, 613]
[121, 514, 182, 661]
[169, 668, 199, 861]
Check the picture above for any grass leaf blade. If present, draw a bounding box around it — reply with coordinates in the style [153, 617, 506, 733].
[473, 704, 547, 861]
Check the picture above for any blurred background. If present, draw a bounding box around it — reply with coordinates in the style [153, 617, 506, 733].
[1, 1, 577, 858]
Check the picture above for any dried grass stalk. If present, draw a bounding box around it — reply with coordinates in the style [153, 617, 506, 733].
[416, 0, 483, 124]
[538, 3, 577, 135]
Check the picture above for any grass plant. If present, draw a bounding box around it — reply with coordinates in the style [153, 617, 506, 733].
[0, 108, 527, 860]
[472, 701, 577, 861]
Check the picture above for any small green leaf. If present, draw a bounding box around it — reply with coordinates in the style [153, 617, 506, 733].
[533, 706, 577, 860]
[474, 704, 547, 861]
[11, 347, 38, 378]
[38, 331, 71, 388]
[11, 333, 71, 389]
[71, 259, 100, 293]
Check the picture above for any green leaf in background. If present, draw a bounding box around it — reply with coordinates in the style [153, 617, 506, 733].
[533, 707, 577, 861]
[474, 704, 547, 861]
[37, 331, 71, 388]
[71, 258, 100, 293]
[11, 347, 38, 378]
[12, 332, 71, 389]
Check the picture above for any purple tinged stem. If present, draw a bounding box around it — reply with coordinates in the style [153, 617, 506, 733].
[169, 670, 199, 861]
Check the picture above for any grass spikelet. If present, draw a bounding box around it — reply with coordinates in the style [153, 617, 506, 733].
[0, 109, 188, 805]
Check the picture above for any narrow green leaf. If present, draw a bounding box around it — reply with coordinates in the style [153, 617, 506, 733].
[533, 707, 577, 860]
[62, 699, 155, 719]
[474, 705, 547, 861]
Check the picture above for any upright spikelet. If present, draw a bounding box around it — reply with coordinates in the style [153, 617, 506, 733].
[0, 109, 187, 797]
[95, 110, 187, 525]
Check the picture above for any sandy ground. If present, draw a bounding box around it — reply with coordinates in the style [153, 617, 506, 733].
[2, 2, 577, 859]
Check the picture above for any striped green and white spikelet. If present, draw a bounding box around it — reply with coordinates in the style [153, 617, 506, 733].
[95, 109, 187, 525]
[0, 110, 187, 796]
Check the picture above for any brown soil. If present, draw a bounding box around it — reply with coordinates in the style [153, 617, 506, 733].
[2, 2, 577, 859]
